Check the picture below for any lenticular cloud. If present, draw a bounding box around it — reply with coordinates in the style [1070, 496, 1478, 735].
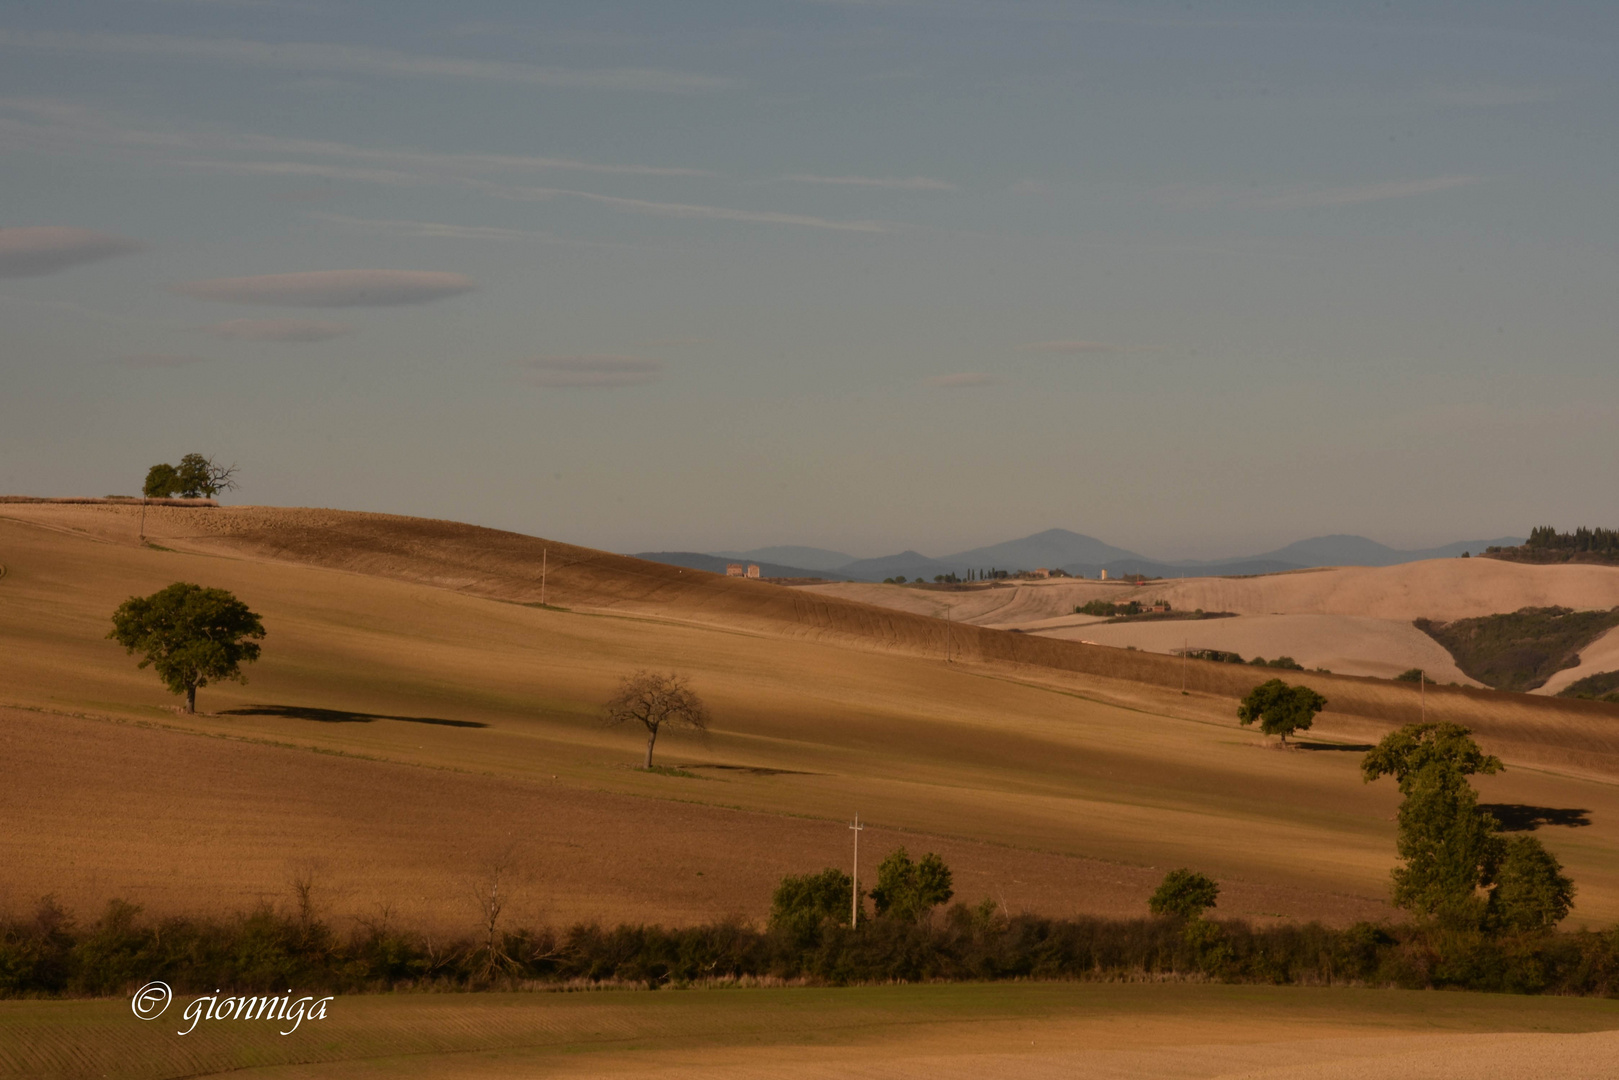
[174, 269, 475, 307]
[0, 227, 143, 278]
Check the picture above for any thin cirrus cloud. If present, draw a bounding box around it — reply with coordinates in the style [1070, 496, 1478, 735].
[479, 182, 894, 233]
[1159, 175, 1481, 211]
[522, 355, 663, 388]
[778, 174, 956, 191]
[0, 227, 142, 278]
[0, 30, 734, 93]
[924, 373, 998, 388]
[310, 213, 556, 242]
[174, 270, 475, 307]
[201, 318, 355, 342]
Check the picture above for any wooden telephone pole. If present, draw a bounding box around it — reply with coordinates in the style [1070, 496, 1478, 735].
[849, 814, 864, 927]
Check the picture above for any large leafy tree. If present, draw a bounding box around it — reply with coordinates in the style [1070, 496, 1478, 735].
[870, 847, 953, 922]
[603, 670, 710, 768]
[1237, 679, 1327, 743]
[1362, 723, 1514, 928]
[141, 454, 239, 500]
[108, 583, 266, 713]
[142, 463, 181, 498]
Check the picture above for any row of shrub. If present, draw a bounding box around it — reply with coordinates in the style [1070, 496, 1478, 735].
[7, 897, 1619, 998]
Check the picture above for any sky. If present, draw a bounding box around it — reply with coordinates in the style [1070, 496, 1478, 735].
[1, 1, 1614, 560]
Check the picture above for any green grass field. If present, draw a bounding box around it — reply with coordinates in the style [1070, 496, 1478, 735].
[7, 983, 1619, 1080]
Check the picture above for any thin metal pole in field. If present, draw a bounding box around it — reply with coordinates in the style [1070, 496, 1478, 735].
[849, 814, 864, 926]
[541, 546, 547, 607]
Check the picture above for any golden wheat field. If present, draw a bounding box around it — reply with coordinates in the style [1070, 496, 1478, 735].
[3, 502, 1618, 932]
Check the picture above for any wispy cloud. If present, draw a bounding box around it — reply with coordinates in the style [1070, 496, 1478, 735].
[0, 99, 714, 181]
[779, 173, 956, 191]
[1252, 175, 1482, 209]
[1159, 175, 1482, 211]
[1019, 340, 1120, 355]
[0, 101, 894, 237]
[0, 30, 734, 93]
[924, 372, 998, 388]
[175, 270, 476, 307]
[121, 352, 211, 368]
[483, 183, 896, 233]
[0, 227, 142, 278]
[522, 355, 663, 387]
[201, 318, 354, 341]
[311, 214, 558, 242]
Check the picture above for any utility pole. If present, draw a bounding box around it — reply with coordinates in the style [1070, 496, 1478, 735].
[849, 814, 864, 927]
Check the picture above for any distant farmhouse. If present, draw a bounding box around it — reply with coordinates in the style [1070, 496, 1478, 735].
[726, 563, 762, 579]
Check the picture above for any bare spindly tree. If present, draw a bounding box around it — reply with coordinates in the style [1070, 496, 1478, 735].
[604, 670, 710, 768]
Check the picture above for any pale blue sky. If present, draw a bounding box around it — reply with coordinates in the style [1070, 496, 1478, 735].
[2, 1, 1614, 558]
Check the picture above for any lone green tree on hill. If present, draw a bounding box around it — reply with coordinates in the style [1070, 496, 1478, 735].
[142, 453, 239, 499]
[1237, 678, 1327, 744]
[603, 670, 710, 769]
[108, 583, 266, 713]
[1362, 722, 1573, 931]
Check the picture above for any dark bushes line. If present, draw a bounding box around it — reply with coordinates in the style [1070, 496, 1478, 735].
[7, 897, 1619, 998]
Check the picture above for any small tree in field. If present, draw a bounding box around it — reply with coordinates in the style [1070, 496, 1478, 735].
[1237, 678, 1327, 743]
[1149, 868, 1220, 920]
[603, 670, 710, 768]
[108, 583, 266, 713]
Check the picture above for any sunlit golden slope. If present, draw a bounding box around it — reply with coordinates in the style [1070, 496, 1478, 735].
[2, 501, 1616, 931]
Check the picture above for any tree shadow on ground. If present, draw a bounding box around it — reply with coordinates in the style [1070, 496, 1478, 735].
[681, 763, 818, 777]
[1292, 741, 1376, 752]
[222, 705, 487, 728]
[1479, 804, 1592, 831]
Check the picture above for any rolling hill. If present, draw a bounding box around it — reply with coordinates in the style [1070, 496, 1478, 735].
[2, 501, 1616, 938]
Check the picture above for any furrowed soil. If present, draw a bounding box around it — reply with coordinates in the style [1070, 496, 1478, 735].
[5, 984, 1619, 1080]
[3, 503, 1619, 933]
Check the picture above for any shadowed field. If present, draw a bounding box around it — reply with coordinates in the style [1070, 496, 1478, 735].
[5, 984, 1619, 1080]
[3, 503, 1619, 933]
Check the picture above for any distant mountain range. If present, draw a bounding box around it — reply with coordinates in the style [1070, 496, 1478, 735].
[638, 529, 1524, 583]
